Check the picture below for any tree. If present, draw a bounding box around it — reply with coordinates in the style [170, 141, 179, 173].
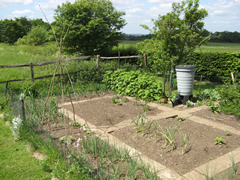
[140, 0, 208, 65]
[53, 0, 126, 55]
[139, 0, 208, 97]
[0, 19, 25, 44]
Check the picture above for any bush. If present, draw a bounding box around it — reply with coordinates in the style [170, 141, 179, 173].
[217, 83, 240, 119]
[103, 69, 162, 102]
[16, 26, 48, 46]
[182, 52, 240, 82]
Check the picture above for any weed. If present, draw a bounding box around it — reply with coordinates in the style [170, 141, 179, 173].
[214, 137, 225, 145]
[117, 101, 122, 106]
[153, 121, 158, 142]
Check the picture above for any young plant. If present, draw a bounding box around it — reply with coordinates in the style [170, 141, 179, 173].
[224, 129, 231, 136]
[131, 113, 141, 133]
[208, 102, 220, 113]
[159, 124, 178, 150]
[117, 101, 122, 106]
[146, 121, 154, 135]
[180, 132, 190, 155]
[177, 116, 185, 122]
[112, 98, 117, 104]
[140, 112, 148, 133]
[214, 137, 225, 145]
[186, 100, 194, 107]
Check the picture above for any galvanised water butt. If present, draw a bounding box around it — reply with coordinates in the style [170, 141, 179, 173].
[175, 65, 196, 105]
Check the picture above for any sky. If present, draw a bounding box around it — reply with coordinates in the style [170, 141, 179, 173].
[0, 0, 240, 34]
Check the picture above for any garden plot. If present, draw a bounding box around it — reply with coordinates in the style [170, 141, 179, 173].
[60, 95, 240, 179]
[111, 117, 240, 175]
[63, 96, 161, 127]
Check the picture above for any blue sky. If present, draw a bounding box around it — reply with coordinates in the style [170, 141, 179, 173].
[0, 0, 239, 34]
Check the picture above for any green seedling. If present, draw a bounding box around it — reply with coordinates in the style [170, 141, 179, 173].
[208, 101, 220, 113]
[159, 124, 178, 150]
[214, 137, 225, 145]
[186, 100, 194, 107]
[146, 121, 154, 135]
[180, 132, 190, 155]
[69, 120, 81, 127]
[131, 113, 141, 133]
[112, 98, 117, 104]
[224, 129, 231, 136]
[140, 112, 148, 133]
[177, 116, 185, 122]
[117, 101, 122, 106]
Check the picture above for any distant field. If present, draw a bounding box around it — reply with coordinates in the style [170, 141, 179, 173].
[195, 42, 240, 53]
[118, 41, 240, 53]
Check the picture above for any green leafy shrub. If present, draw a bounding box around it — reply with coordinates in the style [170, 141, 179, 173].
[198, 89, 221, 101]
[16, 26, 48, 46]
[217, 83, 240, 119]
[182, 52, 240, 83]
[103, 69, 162, 102]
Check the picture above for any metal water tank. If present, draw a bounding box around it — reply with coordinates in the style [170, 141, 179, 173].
[175, 65, 196, 96]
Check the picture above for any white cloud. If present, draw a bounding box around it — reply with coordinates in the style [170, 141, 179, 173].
[1, 0, 32, 6]
[12, 9, 34, 15]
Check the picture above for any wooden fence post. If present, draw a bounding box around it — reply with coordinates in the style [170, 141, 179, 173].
[118, 51, 120, 69]
[30, 62, 34, 83]
[96, 55, 100, 70]
[231, 72, 235, 83]
[144, 53, 147, 68]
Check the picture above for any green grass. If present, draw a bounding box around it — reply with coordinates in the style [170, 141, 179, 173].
[0, 118, 52, 180]
[193, 42, 240, 53]
[118, 41, 240, 53]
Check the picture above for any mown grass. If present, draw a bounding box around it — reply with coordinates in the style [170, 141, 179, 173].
[0, 118, 52, 180]
[117, 41, 240, 53]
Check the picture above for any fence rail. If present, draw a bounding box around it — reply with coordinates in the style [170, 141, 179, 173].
[0, 54, 147, 84]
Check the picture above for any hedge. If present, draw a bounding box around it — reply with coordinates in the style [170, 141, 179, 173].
[182, 52, 240, 82]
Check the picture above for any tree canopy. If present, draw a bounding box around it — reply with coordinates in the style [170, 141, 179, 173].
[53, 0, 126, 55]
[140, 0, 208, 66]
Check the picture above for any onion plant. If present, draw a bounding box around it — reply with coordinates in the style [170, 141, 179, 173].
[180, 132, 190, 155]
[159, 124, 178, 150]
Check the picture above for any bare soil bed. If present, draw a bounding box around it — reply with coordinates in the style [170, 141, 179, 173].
[192, 108, 240, 130]
[63, 96, 161, 126]
[111, 117, 240, 174]
[56, 96, 240, 176]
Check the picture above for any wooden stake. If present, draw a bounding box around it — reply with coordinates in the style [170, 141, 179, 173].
[30, 62, 34, 83]
[144, 53, 147, 68]
[96, 55, 100, 70]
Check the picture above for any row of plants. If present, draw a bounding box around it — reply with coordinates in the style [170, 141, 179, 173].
[3, 91, 160, 179]
[103, 69, 163, 102]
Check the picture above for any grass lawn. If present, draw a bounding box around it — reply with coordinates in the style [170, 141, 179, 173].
[0, 118, 52, 180]
[118, 41, 240, 53]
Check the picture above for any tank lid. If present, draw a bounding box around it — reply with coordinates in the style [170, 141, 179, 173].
[175, 65, 196, 69]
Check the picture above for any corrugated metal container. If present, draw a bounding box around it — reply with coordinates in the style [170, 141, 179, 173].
[175, 65, 196, 96]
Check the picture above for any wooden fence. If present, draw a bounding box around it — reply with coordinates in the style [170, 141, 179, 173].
[0, 54, 147, 85]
